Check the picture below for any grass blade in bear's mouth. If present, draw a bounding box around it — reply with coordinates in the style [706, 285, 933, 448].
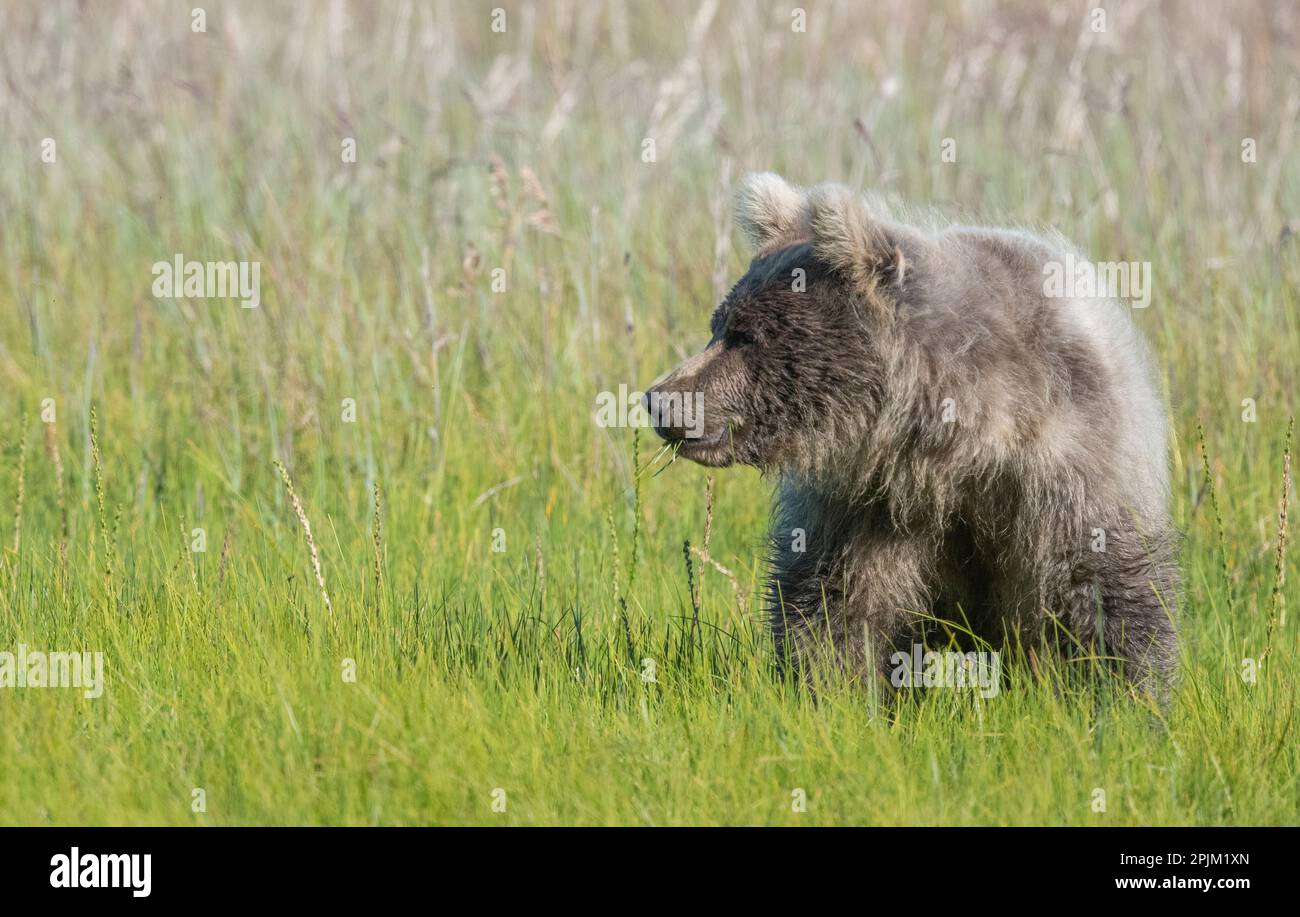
[682, 426, 729, 449]
[649, 440, 684, 477]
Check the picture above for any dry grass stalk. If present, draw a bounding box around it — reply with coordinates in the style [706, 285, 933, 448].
[90, 407, 115, 589]
[274, 459, 332, 616]
[689, 475, 747, 615]
[12, 420, 28, 559]
[1263, 417, 1294, 662]
[216, 524, 233, 586]
[607, 509, 621, 605]
[43, 421, 69, 564]
[533, 534, 546, 604]
[371, 480, 383, 607]
[1198, 422, 1234, 615]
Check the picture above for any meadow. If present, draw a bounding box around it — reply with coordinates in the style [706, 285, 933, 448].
[0, 0, 1296, 825]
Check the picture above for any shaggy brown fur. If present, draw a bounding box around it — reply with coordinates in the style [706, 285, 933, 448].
[646, 172, 1178, 693]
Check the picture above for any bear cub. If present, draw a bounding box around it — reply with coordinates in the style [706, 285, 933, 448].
[646, 173, 1178, 693]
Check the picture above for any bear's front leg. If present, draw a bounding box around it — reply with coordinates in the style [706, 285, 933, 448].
[768, 530, 934, 686]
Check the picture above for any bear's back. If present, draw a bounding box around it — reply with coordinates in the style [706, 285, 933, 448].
[919, 225, 1170, 509]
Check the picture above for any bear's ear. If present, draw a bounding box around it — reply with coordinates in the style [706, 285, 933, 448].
[805, 182, 901, 301]
[735, 172, 806, 251]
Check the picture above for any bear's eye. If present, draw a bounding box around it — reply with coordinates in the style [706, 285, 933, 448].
[725, 325, 757, 348]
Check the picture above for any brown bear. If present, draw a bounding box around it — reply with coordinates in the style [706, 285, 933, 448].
[646, 172, 1178, 693]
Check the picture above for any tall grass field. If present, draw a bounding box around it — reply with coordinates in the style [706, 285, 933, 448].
[0, 1, 1297, 826]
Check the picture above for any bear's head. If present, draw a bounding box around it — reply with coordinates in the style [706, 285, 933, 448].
[644, 172, 912, 470]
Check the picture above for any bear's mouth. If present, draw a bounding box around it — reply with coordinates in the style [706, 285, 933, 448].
[672, 420, 742, 465]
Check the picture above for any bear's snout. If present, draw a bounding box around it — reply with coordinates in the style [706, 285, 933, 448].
[644, 341, 751, 466]
[642, 379, 704, 445]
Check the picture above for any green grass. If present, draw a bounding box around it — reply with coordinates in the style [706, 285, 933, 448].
[0, 1, 1296, 825]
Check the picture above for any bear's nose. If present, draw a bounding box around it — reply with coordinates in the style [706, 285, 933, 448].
[643, 385, 685, 443]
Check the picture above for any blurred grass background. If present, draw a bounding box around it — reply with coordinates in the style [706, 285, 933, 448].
[0, 0, 1296, 824]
